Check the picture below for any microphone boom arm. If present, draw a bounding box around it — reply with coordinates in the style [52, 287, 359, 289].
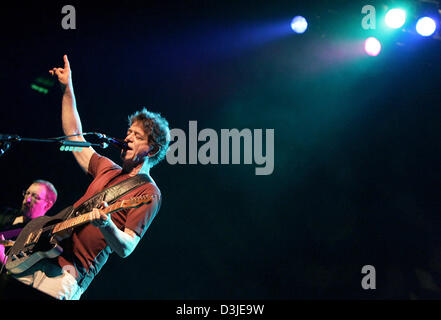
[0, 132, 109, 158]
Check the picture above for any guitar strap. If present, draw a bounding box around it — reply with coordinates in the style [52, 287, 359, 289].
[64, 174, 151, 219]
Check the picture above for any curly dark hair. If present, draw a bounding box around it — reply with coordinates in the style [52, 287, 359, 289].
[128, 108, 170, 168]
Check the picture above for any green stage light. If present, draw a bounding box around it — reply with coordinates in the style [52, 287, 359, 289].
[30, 84, 48, 94]
[385, 8, 407, 29]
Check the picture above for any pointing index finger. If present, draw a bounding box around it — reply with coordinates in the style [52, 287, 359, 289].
[63, 54, 70, 69]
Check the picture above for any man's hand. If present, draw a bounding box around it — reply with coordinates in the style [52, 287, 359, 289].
[54, 53, 95, 174]
[91, 202, 110, 228]
[89, 202, 140, 258]
[49, 54, 71, 87]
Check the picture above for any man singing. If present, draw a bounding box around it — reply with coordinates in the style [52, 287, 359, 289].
[11, 55, 170, 300]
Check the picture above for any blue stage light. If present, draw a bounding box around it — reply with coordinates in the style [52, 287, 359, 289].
[291, 16, 308, 34]
[416, 17, 437, 37]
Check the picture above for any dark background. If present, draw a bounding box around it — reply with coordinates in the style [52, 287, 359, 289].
[0, 0, 440, 299]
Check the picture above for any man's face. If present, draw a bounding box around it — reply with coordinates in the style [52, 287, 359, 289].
[21, 183, 51, 219]
[121, 121, 153, 165]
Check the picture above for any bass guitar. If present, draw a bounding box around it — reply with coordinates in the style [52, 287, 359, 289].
[5, 195, 153, 274]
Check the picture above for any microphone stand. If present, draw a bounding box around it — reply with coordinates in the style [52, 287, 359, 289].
[0, 133, 108, 158]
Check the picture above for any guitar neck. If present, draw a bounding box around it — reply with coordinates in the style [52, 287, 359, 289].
[51, 200, 126, 234]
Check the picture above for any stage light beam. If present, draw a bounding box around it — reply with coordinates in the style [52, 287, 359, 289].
[385, 8, 406, 29]
[416, 17, 437, 37]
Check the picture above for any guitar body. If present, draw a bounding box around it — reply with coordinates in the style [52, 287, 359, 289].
[5, 207, 72, 275]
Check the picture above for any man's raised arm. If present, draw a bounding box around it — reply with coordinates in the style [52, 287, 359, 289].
[50, 55, 95, 173]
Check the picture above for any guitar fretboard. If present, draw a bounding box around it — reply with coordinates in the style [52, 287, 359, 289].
[51, 200, 126, 234]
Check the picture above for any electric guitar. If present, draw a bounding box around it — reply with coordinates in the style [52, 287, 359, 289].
[5, 195, 153, 274]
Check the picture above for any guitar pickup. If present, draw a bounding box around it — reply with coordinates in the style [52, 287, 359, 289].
[25, 230, 42, 246]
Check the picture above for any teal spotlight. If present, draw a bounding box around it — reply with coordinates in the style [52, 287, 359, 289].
[385, 8, 406, 29]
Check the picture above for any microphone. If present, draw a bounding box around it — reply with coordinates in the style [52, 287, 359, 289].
[94, 133, 128, 150]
